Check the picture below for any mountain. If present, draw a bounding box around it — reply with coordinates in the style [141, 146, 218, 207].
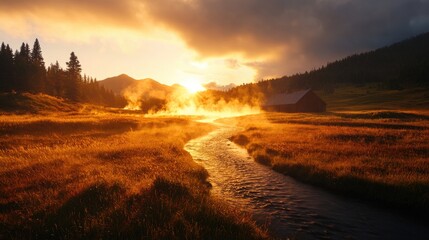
[127, 78, 174, 100]
[98, 74, 173, 95]
[98, 74, 182, 112]
[98, 74, 139, 94]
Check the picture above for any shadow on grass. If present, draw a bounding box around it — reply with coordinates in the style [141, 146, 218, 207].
[1, 178, 267, 240]
[113, 178, 266, 240]
[0, 119, 140, 136]
[270, 119, 427, 130]
[335, 111, 429, 120]
[0, 92, 79, 114]
[325, 133, 403, 144]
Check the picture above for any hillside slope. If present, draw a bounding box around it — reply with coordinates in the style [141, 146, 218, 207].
[225, 32, 429, 110]
[258, 31, 429, 92]
[0, 93, 80, 113]
[316, 86, 429, 110]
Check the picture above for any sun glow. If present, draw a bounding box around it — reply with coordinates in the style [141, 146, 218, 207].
[190, 61, 208, 69]
[181, 78, 206, 94]
[122, 75, 261, 119]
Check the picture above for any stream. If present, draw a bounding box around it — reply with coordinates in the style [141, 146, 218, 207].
[184, 124, 429, 239]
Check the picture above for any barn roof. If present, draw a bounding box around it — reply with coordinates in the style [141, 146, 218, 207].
[264, 89, 312, 106]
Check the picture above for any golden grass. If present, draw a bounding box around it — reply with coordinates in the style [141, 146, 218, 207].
[0, 113, 267, 239]
[224, 111, 429, 213]
[0, 92, 80, 113]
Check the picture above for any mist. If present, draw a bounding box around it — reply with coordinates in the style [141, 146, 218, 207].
[123, 83, 261, 118]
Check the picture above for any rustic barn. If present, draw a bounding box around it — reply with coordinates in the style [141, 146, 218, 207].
[262, 89, 326, 112]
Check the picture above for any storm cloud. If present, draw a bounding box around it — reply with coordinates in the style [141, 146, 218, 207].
[1, 0, 429, 80]
[143, 0, 429, 78]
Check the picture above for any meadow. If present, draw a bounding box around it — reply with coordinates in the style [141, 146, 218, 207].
[316, 85, 429, 111]
[225, 111, 429, 215]
[0, 113, 267, 239]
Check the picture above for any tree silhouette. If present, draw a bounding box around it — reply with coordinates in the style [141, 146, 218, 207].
[0, 43, 14, 92]
[30, 39, 46, 93]
[14, 43, 32, 92]
[228, 32, 429, 96]
[0, 39, 126, 107]
[46, 61, 65, 97]
[31, 39, 44, 66]
[65, 52, 82, 101]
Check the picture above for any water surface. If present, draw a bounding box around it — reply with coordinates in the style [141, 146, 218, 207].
[185, 124, 428, 239]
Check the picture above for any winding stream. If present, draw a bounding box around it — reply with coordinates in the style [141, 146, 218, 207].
[185, 124, 429, 239]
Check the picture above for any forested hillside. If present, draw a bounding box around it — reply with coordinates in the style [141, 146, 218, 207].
[0, 39, 126, 107]
[231, 32, 429, 96]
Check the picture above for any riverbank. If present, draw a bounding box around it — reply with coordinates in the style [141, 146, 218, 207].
[224, 111, 429, 215]
[0, 113, 268, 239]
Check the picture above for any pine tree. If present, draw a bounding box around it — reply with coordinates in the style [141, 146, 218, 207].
[0, 43, 6, 91]
[65, 52, 82, 101]
[30, 39, 46, 92]
[47, 61, 65, 97]
[14, 43, 32, 92]
[4, 44, 15, 91]
[0, 39, 127, 107]
[31, 39, 44, 67]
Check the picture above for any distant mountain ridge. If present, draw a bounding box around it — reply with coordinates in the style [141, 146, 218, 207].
[98, 74, 175, 95]
[98, 32, 429, 111]
[98, 74, 136, 94]
[98, 74, 190, 112]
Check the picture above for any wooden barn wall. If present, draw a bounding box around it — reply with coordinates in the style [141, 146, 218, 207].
[295, 92, 326, 112]
[262, 104, 296, 112]
[262, 91, 326, 113]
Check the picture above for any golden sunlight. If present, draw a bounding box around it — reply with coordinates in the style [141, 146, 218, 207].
[181, 78, 206, 94]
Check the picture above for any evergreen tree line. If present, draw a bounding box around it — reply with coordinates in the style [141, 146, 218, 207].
[0, 39, 126, 107]
[228, 32, 429, 96]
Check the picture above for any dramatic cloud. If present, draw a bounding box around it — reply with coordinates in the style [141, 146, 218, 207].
[1, 0, 429, 81]
[0, 0, 140, 27]
[143, 0, 429, 78]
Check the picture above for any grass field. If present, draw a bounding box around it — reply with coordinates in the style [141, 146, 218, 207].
[316, 85, 429, 111]
[224, 111, 429, 214]
[0, 113, 267, 239]
[0, 93, 80, 114]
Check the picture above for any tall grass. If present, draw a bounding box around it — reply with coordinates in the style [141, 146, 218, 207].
[225, 111, 429, 215]
[0, 114, 267, 239]
[0, 92, 80, 113]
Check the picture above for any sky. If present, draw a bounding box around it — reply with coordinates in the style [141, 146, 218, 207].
[0, 0, 429, 87]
